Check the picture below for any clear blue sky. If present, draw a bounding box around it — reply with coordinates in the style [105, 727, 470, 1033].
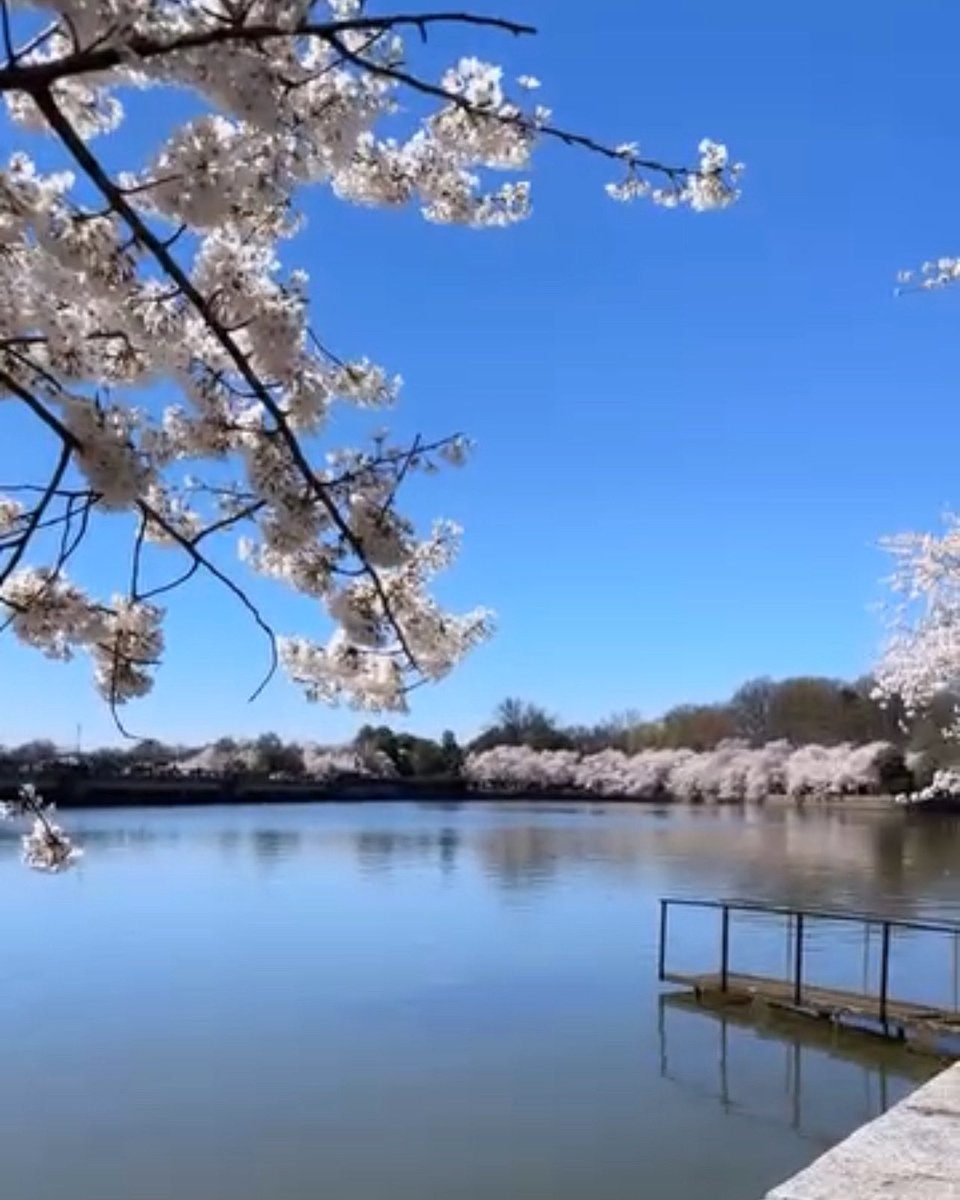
[3, 0, 959, 748]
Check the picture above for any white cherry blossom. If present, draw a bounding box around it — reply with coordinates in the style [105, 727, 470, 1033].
[0, 784, 82, 872]
[874, 519, 960, 733]
[465, 740, 901, 800]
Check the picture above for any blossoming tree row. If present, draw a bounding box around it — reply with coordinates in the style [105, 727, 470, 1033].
[465, 740, 907, 802]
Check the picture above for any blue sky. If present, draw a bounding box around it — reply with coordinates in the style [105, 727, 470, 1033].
[3, 0, 960, 747]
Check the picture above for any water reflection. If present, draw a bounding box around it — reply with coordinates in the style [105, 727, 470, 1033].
[656, 991, 937, 1152]
[3, 802, 958, 921]
[249, 827, 303, 865]
[2, 803, 958, 921]
[355, 828, 462, 875]
[463, 805, 960, 919]
[1, 801, 958, 1200]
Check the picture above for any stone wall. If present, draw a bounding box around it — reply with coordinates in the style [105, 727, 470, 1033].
[765, 1062, 960, 1200]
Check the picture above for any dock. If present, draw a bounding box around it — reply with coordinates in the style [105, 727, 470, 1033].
[658, 898, 960, 1055]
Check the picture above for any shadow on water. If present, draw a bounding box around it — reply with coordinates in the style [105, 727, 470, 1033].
[657, 990, 942, 1153]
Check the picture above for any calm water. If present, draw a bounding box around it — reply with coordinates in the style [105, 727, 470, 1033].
[2, 801, 959, 1200]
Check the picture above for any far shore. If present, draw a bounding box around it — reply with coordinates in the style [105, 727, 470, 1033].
[3, 773, 955, 812]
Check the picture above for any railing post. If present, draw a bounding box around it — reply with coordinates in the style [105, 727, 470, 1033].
[658, 900, 668, 981]
[879, 921, 891, 1027]
[793, 912, 804, 1006]
[720, 905, 730, 992]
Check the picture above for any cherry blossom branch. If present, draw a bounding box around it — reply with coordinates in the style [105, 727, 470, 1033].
[0, 11, 536, 92]
[0, 2, 736, 733]
[34, 87, 423, 671]
[0, 491, 96, 546]
[0, 368, 266, 708]
[0, 361, 79, 441]
[1, 341, 458, 704]
[0, 8, 720, 190]
[0, 441, 71, 588]
[326, 29, 693, 180]
[0, 784, 81, 872]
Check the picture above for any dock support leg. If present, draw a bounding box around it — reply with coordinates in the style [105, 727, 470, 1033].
[879, 921, 891, 1030]
[793, 913, 804, 1006]
[720, 905, 730, 992]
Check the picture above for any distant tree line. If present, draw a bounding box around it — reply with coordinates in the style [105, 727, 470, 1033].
[0, 730, 465, 782]
[0, 735, 349, 780]
[2, 675, 957, 783]
[468, 678, 958, 769]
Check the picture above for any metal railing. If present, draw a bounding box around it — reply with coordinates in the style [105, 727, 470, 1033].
[658, 897, 960, 1026]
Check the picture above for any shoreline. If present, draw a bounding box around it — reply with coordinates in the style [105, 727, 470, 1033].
[2, 774, 955, 812]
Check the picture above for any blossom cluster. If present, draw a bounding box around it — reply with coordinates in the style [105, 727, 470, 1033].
[464, 740, 903, 801]
[873, 519, 960, 735]
[171, 739, 396, 779]
[0, 1, 737, 715]
[896, 260, 960, 293]
[606, 138, 743, 210]
[0, 784, 82, 871]
[1, 570, 162, 703]
[895, 768, 960, 807]
[878, 240, 960, 729]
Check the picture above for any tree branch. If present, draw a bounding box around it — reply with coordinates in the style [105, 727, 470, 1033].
[34, 88, 422, 671]
[136, 500, 279, 703]
[0, 441, 71, 588]
[0, 0, 14, 66]
[0, 11, 535, 92]
[0, 364, 82, 450]
[325, 31, 690, 178]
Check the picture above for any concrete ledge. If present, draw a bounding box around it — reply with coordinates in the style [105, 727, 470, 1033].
[765, 1063, 960, 1200]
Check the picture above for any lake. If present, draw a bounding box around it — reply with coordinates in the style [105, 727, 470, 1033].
[1, 800, 959, 1200]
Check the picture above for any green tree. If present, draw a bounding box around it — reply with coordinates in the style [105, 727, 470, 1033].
[356, 725, 403, 771]
[440, 730, 463, 775]
[471, 699, 572, 752]
[659, 705, 737, 751]
[729, 679, 776, 745]
[253, 733, 304, 776]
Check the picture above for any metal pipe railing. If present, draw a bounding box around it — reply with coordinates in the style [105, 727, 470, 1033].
[658, 897, 960, 1019]
[658, 896, 960, 937]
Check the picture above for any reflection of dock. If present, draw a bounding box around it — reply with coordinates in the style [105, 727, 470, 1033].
[659, 898, 960, 1056]
[657, 991, 935, 1150]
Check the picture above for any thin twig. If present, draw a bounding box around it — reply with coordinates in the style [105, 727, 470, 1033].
[0, 0, 14, 66]
[137, 500, 279, 702]
[325, 30, 688, 178]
